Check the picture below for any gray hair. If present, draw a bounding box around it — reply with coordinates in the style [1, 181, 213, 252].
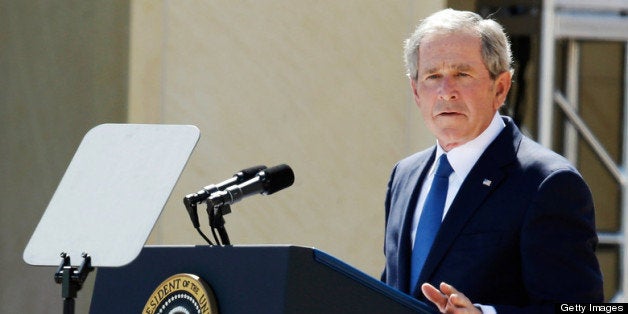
[403, 9, 513, 80]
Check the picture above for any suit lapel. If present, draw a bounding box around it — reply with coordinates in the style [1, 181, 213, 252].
[413, 118, 522, 294]
[397, 150, 435, 293]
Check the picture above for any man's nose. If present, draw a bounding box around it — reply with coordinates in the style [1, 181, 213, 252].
[438, 77, 458, 101]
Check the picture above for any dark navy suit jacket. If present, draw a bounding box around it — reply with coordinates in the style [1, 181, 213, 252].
[382, 117, 603, 313]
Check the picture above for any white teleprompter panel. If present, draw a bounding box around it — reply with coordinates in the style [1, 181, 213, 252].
[23, 123, 200, 267]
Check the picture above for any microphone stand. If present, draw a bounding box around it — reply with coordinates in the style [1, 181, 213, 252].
[208, 204, 231, 245]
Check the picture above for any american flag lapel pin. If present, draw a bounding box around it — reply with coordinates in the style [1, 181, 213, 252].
[482, 179, 492, 187]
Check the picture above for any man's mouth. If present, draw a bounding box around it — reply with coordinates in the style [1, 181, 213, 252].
[437, 111, 460, 116]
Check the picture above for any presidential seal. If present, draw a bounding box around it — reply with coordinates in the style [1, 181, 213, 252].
[142, 273, 218, 314]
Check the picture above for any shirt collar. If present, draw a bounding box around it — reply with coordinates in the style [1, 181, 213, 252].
[432, 112, 505, 179]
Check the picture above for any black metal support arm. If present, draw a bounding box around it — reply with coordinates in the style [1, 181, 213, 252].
[209, 204, 232, 246]
[54, 253, 94, 314]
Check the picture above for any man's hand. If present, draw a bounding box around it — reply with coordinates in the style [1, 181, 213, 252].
[421, 282, 482, 314]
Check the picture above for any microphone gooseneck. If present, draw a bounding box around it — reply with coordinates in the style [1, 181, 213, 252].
[206, 164, 295, 208]
[182, 163, 295, 247]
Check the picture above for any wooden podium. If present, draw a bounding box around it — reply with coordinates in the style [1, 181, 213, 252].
[90, 245, 435, 314]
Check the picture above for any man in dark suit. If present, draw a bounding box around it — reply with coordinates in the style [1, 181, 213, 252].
[381, 9, 603, 314]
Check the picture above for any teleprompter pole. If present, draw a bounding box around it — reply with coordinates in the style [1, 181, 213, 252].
[54, 253, 94, 314]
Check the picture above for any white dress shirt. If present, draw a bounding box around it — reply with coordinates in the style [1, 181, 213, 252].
[410, 112, 505, 314]
[410, 112, 505, 245]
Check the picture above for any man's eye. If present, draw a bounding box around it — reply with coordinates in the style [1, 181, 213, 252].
[456, 72, 470, 77]
[426, 74, 441, 80]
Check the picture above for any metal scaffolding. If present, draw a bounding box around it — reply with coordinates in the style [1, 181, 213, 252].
[538, 0, 628, 301]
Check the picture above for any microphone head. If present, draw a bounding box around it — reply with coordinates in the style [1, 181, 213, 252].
[261, 164, 295, 195]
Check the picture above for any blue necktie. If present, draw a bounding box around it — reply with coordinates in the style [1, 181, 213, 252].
[409, 154, 453, 293]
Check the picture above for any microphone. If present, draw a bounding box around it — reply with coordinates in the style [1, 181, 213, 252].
[183, 165, 267, 228]
[207, 164, 295, 208]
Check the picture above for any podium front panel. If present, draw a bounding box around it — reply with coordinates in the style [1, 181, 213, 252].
[90, 245, 435, 314]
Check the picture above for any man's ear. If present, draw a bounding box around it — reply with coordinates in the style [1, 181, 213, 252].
[493, 71, 512, 109]
[411, 79, 420, 105]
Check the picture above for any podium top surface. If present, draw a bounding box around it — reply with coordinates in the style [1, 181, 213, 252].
[23, 123, 200, 267]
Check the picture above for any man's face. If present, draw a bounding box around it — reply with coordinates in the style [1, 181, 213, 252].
[411, 32, 511, 151]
